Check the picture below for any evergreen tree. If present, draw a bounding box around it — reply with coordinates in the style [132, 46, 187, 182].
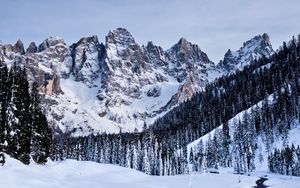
[16, 68, 32, 164]
[0, 62, 8, 165]
[221, 121, 231, 167]
[142, 148, 151, 174]
[5, 64, 18, 158]
[206, 134, 218, 170]
[131, 144, 138, 170]
[182, 145, 189, 174]
[30, 82, 52, 164]
[195, 140, 204, 172]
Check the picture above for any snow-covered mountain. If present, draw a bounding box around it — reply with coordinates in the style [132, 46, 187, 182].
[0, 28, 274, 135]
[217, 33, 274, 73]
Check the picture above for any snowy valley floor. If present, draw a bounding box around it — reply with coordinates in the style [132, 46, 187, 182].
[1, 156, 300, 188]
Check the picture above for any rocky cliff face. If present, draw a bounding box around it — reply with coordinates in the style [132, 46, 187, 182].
[165, 38, 215, 104]
[68, 36, 106, 87]
[0, 29, 274, 135]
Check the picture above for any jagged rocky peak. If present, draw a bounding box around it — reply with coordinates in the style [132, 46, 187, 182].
[75, 35, 100, 46]
[171, 37, 192, 52]
[143, 41, 167, 67]
[166, 37, 214, 83]
[14, 39, 25, 54]
[162, 38, 215, 106]
[38, 36, 66, 52]
[26, 42, 37, 54]
[223, 49, 234, 61]
[22, 36, 68, 96]
[167, 37, 211, 66]
[262, 33, 271, 46]
[0, 39, 25, 60]
[242, 33, 272, 50]
[177, 37, 192, 48]
[219, 33, 274, 73]
[0, 43, 14, 60]
[105, 27, 137, 60]
[105, 27, 152, 74]
[106, 27, 136, 47]
[69, 35, 106, 86]
[145, 41, 164, 54]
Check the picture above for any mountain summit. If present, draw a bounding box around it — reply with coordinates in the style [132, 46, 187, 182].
[218, 33, 274, 73]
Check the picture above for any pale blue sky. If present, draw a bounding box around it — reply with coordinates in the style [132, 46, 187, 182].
[1, 0, 300, 62]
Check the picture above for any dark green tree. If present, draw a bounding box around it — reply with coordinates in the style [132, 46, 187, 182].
[30, 82, 52, 164]
[0, 62, 8, 165]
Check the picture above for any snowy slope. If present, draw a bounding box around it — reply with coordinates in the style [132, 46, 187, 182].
[1, 154, 300, 188]
[46, 74, 182, 135]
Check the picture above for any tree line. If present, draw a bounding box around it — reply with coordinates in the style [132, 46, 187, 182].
[0, 62, 52, 165]
[269, 144, 300, 176]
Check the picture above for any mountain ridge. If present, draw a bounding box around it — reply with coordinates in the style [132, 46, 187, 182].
[0, 28, 274, 135]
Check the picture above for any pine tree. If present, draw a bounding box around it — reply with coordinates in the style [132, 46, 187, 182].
[30, 82, 52, 164]
[182, 145, 189, 174]
[125, 142, 130, 168]
[195, 140, 204, 172]
[5, 64, 18, 158]
[16, 68, 32, 164]
[0, 62, 8, 165]
[142, 148, 151, 174]
[131, 144, 138, 170]
[243, 112, 256, 175]
[206, 134, 218, 170]
[221, 121, 231, 167]
[232, 120, 244, 174]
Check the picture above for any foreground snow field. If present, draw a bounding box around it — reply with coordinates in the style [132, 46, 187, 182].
[1, 155, 300, 188]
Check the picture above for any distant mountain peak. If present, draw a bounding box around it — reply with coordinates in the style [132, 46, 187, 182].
[261, 33, 272, 47]
[243, 33, 272, 49]
[76, 35, 99, 45]
[146, 41, 155, 48]
[219, 33, 274, 73]
[174, 37, 195, 49]
[224, 49, 232, 56]
[167, 37, 211, 68]
[178, 37, 188, 44]
[262, 33, 270, 41]
[14, 39, 25, 55]
[106, 28, 136, 46]
[26, 42, 37, 54]
[38, 36, 65, 52]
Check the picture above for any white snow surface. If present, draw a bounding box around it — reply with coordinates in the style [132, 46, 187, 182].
[47, 74, 181, 135]
[1, 154, 300, 188]
[47, 76, 121, 135]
